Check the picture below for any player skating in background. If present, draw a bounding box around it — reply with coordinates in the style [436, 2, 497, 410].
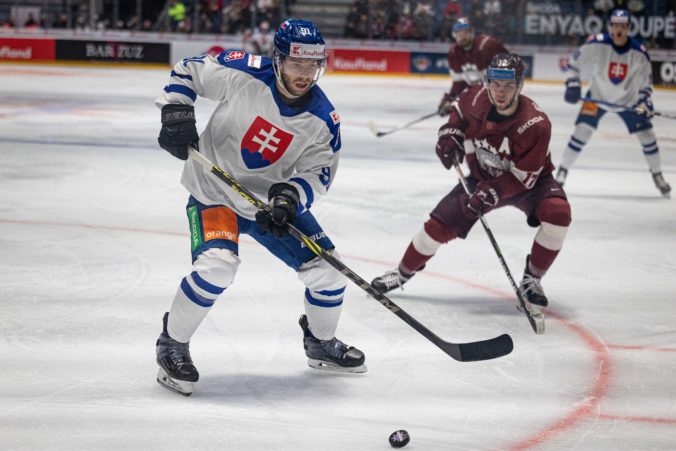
[437, 17, 509, 116]
[372, 54, 571, 320]
[556, 9, 671, 198]
[154, 19, 365, 396]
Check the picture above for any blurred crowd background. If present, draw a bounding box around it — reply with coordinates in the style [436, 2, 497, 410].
[0, 0, 674, 49]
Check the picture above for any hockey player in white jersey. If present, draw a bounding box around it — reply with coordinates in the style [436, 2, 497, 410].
[154, 19, 365, 396]
[556, 9, 671, 198]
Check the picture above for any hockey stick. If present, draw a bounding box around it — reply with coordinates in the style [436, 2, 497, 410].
[189, 147, 513, 362]
[581, 97, 676, 120]
[367, 111, 439, 138]
[452, 161, 544, 335]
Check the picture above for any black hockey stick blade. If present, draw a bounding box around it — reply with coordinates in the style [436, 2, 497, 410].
[189, 148, 514, 361]
[446, 333, 514, 362]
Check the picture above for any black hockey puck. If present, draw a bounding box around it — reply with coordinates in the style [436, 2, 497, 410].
[389, 430, 410, 448]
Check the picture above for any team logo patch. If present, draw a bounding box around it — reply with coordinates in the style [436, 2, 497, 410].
[608, 62, 628, 85]
[223, 50, 245, 62]
[240, 116, 294, 169]
[330, 110, 340, 124]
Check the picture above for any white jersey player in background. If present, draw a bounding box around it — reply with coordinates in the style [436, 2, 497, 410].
[556, 9, 671, 198]
[154, 19, 366, 396]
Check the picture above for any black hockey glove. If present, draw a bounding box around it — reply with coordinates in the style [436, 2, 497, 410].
[255, 183, 300, 237]
[564, 77, 581, 104]
[435, 122, 465, 169]
[158, 104, 199, 160]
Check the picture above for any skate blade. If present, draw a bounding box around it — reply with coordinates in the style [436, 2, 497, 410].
[307, 358, 367, 374]
[517, 304, 546, 335]
[157, 368, 193, 396]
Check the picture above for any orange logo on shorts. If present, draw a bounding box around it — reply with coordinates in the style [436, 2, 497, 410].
[202, 207, 238, 243]
[581, 101, 598, 116]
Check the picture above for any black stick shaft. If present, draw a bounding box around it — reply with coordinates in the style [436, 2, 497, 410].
[453, 162, 540, 334]
[189, 148, 513, 361]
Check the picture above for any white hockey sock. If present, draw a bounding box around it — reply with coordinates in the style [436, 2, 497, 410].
[299, 255, 346, 341]
[167, 249, 239, 343]
[167, 285, 212, 343]
[635, 129, 661, 174]
[560, 123, 594, 170]
[305, 297, 343, 341]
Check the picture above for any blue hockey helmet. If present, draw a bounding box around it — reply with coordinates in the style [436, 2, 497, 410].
[452, 17, 472, 33]
[452, 17, 474, 46]
[273, 19, 327, 98]
[610, 9, 631, 25]
[274, 19, 326, 59]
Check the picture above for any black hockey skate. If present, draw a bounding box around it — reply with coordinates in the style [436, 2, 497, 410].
[652, 172, 671, 198]
[555, 167, 568, 186]
[299, 315, 366, 373]
[371, 268, 412, 294]
[156, 312, 199, 396]
[517, 256, 546, 334]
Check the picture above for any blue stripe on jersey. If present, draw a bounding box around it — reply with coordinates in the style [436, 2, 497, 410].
[190, 271, 226, 295]
[164, 84, 197, 101]
[171, 70, 193, 81]
[643, 147, 658, 155]
[304, 288, 343, 307]
[180, 277, 215, 307]
[290, 177, 314, 209]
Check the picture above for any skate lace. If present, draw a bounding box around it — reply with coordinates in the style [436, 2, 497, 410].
[321, 338, 349, 360]
[378, 270, 405, 290]
[521, 273, 544, 296]
[160, 335, 194, 365]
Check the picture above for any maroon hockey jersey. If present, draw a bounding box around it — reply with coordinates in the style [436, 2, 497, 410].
[447, 34, 508, 98]
[449, 86, 554, 199]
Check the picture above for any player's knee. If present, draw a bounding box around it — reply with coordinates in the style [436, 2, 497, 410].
[535, 197, 571, 227]
[423, 217, 456, 244]
[635, 129, 657, 145]
[298, 254, 346, 293]
[574, 122, 595, 140]
[192, 248, 241, 290]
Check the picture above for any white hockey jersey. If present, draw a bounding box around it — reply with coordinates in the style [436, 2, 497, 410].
[155, 50, 341, 220]
[568, 34, 652, 111]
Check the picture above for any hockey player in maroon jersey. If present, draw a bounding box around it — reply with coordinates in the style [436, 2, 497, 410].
[373, 54, 572, 315]
[437, 17, 509, 116]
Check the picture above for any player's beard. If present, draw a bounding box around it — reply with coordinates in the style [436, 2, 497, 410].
[281, 72, 312, 98]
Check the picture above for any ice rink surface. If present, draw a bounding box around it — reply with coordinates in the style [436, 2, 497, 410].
[0, 64, 675, 450]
